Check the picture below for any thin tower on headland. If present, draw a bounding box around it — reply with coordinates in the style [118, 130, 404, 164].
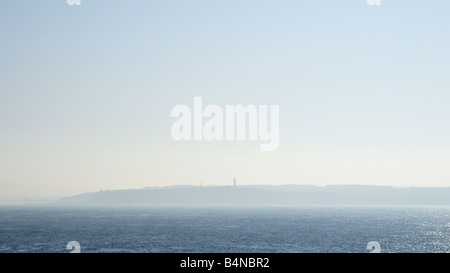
[233, 177, 236, 187]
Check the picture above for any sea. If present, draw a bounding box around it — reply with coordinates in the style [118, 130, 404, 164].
[0, 205, 449, 253]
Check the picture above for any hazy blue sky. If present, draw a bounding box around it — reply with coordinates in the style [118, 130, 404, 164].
[1, 0, 450, 195]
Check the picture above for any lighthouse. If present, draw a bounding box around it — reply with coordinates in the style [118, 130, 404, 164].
[233, 177, 236, 187]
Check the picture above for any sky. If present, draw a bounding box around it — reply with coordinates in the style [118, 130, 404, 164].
[1, 0, 450, 197]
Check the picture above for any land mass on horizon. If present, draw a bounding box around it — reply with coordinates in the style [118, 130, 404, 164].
[58, 185, 450, 206]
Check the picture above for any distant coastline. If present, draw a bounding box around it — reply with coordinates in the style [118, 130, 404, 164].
[56, 185, 450, 206]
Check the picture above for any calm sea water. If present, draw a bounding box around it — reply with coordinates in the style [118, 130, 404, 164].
[0, 206, 449, 253]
